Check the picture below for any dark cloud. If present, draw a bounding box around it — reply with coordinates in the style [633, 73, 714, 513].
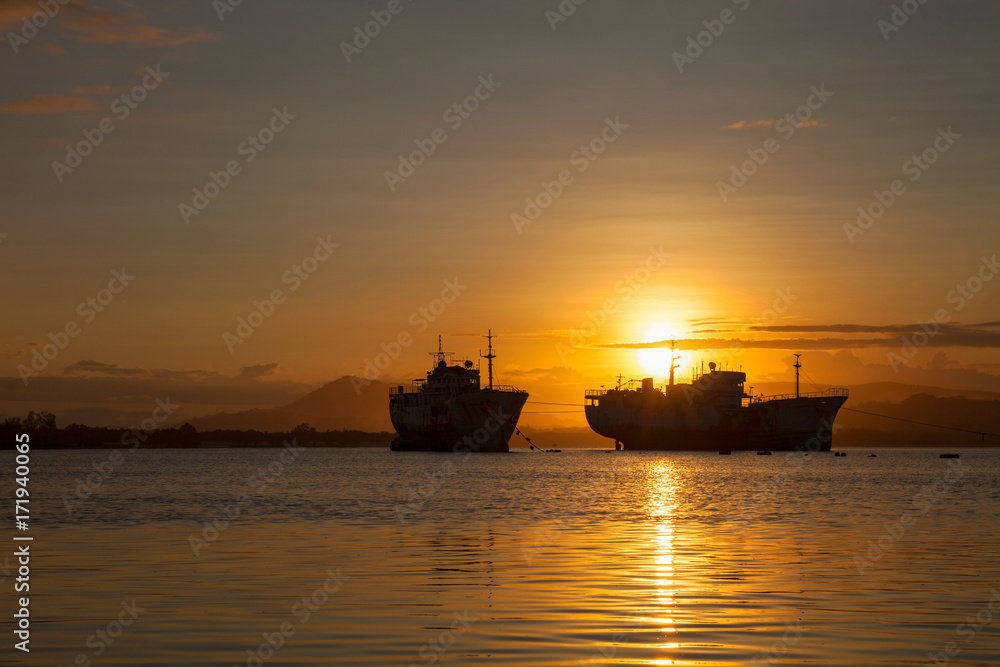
[62, 360, 148, 376]
[238, 363, 280, 380]
[606, 322, 1000, 350]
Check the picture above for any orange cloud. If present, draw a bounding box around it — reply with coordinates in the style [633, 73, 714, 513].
[0, 0, 218, 47]
[0, 0, 40, 30]
[67, 84, 121, 94]
[67, 21, 218, 46]
[41, 42, 67, 54]
[727, 120, 775, 129]
[0, 93, 100, 113]
[60, 2, 218, 46]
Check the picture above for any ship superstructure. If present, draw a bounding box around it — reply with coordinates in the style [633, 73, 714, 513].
[389, 331, 528, 452]
[585, 347, 848, 451]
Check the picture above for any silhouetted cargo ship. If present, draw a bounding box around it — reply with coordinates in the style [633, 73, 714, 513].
[585, 349, 848, 451]
[389, 332, 528, 452]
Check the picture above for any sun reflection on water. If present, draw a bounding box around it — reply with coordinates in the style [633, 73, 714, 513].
[647, 461, 681, 663]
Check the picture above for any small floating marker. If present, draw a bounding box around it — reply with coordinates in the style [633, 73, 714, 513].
[757, 451, 772, 456]
[940, 453, 960, 459]
[719, 450, 732, 455]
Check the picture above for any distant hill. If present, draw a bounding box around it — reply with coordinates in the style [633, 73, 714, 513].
[751, 381, 1000, 404]
[183, 377, 393, 432]
[176, 377, 1000, 447]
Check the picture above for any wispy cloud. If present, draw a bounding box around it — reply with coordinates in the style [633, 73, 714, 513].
[61, 2, 218, 46]
[62, 360, 148, 377]
[3, 81, 125, 114]
[67, 83, 123, 95]
[0, 93, 100, 113]
[726, 119, 774, 129]
[603, 322, 1000, 350]
[0, 0, 43, 29]
[238, 363, 280, 381]
[0, 0, 218, 46]
[726, 118, 822, 129]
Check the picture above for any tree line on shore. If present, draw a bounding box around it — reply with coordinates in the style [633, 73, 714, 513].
[0, 411, 392, 449]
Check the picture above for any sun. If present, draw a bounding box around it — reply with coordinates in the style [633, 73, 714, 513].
[636, 322, 687, 380]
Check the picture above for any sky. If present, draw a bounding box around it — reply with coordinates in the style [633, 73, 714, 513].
[1, 0, 999, 425]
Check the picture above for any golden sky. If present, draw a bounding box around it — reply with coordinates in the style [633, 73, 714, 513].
[1, 0, 999, 424]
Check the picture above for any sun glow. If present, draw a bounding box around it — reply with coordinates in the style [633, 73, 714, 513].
[637, 322, 686, 380]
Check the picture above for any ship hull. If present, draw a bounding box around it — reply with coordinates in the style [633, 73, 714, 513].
[585, 395, 846, 451]
[390, 389, 528, 453]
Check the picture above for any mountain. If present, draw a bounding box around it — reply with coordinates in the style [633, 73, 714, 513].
[174, 377, 999, 446]
[182, 377, 393, 432]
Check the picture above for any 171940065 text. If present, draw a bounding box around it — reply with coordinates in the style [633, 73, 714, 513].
[13, 433, 32, 653]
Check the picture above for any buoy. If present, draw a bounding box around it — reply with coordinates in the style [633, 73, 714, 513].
[940, 453, 960, 459]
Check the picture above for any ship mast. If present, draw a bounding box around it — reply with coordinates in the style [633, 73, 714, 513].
[431, 335, 452, 366]
[793, 353, 802, 398]
[481, 330, 496, 390]
[669, 339, 679, 386]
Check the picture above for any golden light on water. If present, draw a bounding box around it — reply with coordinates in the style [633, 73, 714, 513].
[648, 461, 680, 661]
